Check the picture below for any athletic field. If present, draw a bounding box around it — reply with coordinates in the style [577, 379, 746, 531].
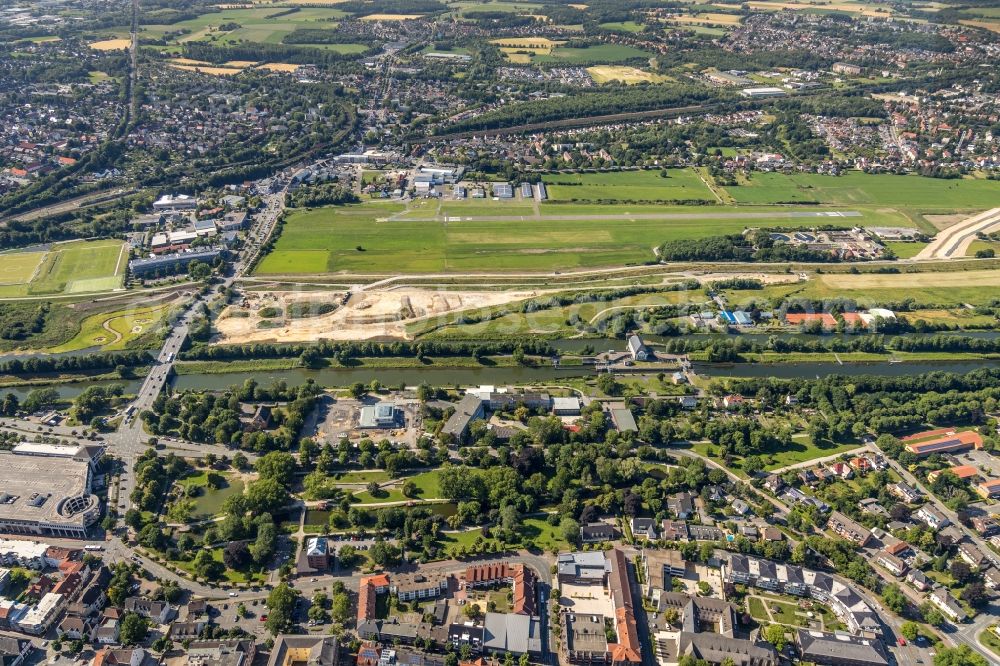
[0, 240, 127, 298]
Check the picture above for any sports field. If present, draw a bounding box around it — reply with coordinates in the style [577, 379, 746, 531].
[254, 202, 912, 274]
[0, 240, 126, 298]
[545, 169, 715, 202]
[720, 172, 1000, 208]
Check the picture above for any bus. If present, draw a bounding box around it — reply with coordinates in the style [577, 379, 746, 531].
[84, 545, 103, 552]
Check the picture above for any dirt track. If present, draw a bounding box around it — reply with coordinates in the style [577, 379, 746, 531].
[915, 207, 1000, 260]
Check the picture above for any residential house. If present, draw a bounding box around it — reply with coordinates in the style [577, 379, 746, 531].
[905, 569, 930, 592]
[124, 597, 172, 624]
[630, 517, 658, 541]
[580, 523, 617, 544]
[887, 482, 921, 504]
[958, 541, 986, 569]
[875, 551, 907, 577]
[827, 511, 872, 546]
[929, 588, 966, 622]
[668, 493, 694, 520]
[915, 505, 950, 530]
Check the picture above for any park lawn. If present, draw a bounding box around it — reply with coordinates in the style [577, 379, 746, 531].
[333, 470, 391, 484]
[720, 171, 1000, 209]
[177, 471, 246, 519]
[747, 596, 768, 622]
[544, 169, 715, 203]
[438, 528, 485, 550]
[518, 516, 570, 551]
[47, 302, 172, 353]
[766, 599, 808, 626]
[171, 547, 265, 583]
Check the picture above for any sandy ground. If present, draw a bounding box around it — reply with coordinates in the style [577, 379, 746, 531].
[915, 208, 1000, 259]
[215, 288, 543, 343]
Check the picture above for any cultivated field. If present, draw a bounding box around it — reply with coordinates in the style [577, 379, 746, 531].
[139, 7, 361, 50]
[721, 172, 1000, 209]
[587, 65, 668, 84]
[0, 240, 126, 298]
[89, 38, 131, 50]
[544, 169, 716, 202]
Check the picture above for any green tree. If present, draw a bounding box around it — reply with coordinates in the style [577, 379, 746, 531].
[763, 624, 786, 651]
[933, 646, 987, 666]
[254, 451, 297, 487]
[119, 613, 149, 645]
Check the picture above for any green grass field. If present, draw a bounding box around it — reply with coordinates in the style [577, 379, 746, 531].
[256, 199, 918, 274]
[0, 252, 44, 285]
[723, 270, 1000, 308]
[721, 172, 1000, 209]
[0, 240, 126, 298]
[544, 169, 715, 203]
[141, 7, 347, 47]
[599, 21, 645, 32]
[46, 302, 172, 353]
[534, 43, 651, 64]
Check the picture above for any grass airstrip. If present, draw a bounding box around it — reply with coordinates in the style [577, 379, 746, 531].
[255, 170, 1000, 276]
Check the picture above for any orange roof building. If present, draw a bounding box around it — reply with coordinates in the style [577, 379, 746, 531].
[905, 431, 983, 457]
[785, 312, 838, 328]
[607, 549, 641, 665]
[357, 574, 390, 624]
[928, 465, 979, 483]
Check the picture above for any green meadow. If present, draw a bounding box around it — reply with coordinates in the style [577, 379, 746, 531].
[721, 172, 1000, 209]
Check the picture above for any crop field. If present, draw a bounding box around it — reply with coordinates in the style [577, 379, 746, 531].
[720, 171, 1000, 209]
[587, 65, 669, 84]
[255, 201, 909, 274]
[140, 7, 348, 47]
[598, 21, 645, 32]
[723, 270, 1000, 308]
[89, 38, 131, 51]
[666, 13, 743, 25]
[453, 1, 543, 14]
[0, 240, 126, 298]
[544, 169, 716, 202]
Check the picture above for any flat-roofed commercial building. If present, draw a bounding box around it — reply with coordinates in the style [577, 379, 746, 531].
[0, 452, 99, 538]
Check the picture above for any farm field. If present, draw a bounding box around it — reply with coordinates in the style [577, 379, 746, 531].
[598, 21, 644, 32]
[534, 43, 652, 65]
[544, 169, 715, 202]
[587, 65, 669, 84]
[139, 7, 347, 47]
[720, 171, 1000, 209]
[0, 240, 126, 298]
[722, 271, 1000, 309]
[255, 200, 912, 274]
[666, 13, 743, 26]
